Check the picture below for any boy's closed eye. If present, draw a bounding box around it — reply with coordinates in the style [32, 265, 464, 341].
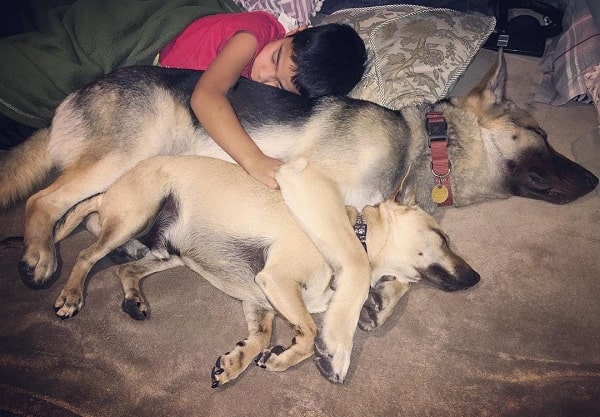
[273, 47, 282, 88]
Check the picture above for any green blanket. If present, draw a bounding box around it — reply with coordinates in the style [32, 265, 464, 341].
[0, 0, 241, 128]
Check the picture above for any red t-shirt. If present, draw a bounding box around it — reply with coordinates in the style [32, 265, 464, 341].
[158, 11, 286, 79]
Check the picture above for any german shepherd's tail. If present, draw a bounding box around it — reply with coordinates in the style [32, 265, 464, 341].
[53, 194, 103, 243]
[0, 128, 54, 208]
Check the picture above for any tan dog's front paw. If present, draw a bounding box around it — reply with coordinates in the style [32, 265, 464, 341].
[314, 334, 352, 384]
[358, 292, 382, 331]
[359, 276, 409, 331]
[53, 288, 84, 318]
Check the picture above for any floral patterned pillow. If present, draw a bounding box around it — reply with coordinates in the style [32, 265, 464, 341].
[318, 5, 496, 109]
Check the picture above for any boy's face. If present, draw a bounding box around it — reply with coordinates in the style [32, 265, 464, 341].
[251, 37, 299, 94]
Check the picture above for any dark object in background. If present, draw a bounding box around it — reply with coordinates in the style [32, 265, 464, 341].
[320, 0, 490, 15]
[484, 0, 563, 57]
[0, 0, 25, 38]
[0, 115, 36, 150]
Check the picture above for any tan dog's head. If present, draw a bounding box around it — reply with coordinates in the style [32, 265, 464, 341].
[359, 172, 480, 292]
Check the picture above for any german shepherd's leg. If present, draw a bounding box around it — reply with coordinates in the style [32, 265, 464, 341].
[253, 268, 317, 372]
[117, 254, 185, 320]
[276, 159, 371, 383]
[359, 277, 410, 331]
[211, 301, 275, 388]
[21, 157, 131, 287]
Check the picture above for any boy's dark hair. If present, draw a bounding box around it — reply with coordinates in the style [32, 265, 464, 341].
[290, 23, 367, 98]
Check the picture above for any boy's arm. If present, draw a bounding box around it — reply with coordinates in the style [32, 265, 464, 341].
[190, 31, 282, 189]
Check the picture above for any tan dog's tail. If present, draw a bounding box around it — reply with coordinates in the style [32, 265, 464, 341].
[0, 128, 53, 208]
[54, 194, 103, 243]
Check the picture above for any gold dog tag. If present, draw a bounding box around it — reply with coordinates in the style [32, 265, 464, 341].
[431, 184, 449, 203]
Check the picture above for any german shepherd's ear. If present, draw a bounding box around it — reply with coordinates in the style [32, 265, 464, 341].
[392, 164, 418, 207]
[465, 49, 507, 108]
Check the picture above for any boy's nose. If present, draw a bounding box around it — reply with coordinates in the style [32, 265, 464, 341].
[263, 79, 279, 88]
[262, 68, 277, 82]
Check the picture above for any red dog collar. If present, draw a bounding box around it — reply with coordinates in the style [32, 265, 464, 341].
[426, 112, 454, 207]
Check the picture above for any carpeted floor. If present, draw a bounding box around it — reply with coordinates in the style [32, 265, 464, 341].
[1, 49, 599, 417]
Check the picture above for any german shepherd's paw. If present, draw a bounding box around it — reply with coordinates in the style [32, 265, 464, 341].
[53, 288, 83, 318]
[314, 335, 351, 384]
[19, 244, 59, 288]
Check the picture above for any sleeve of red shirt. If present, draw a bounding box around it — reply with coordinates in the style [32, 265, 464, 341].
[158, 11, 285, 78]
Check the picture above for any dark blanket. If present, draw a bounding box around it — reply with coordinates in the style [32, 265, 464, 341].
[0, 0, 240, 128]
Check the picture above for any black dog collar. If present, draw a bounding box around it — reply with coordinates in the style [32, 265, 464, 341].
[353, 213, 367, 252]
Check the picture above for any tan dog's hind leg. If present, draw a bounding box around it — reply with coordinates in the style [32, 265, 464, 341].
[276, 159, 371, 383]
[54, 197, 164, 318]
[253, 267, 318, 372]
[117, 255, 185, 320]
[211, 302, 275, 388]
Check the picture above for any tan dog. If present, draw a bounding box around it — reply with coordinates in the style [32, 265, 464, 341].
[52, 156, 479, 386]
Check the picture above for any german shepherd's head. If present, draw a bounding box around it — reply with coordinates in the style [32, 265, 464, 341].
[450, 51, 598, 206]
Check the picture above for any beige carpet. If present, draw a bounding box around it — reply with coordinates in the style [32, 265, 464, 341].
[1, 49, 599, 417]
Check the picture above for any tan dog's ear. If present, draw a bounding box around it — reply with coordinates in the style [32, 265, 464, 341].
[391, 164, 417, 207]
[345, 206, 358, 225]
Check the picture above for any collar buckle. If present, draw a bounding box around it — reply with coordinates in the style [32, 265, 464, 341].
[426, 111, 448, 146]
[426, 111, 454, 207]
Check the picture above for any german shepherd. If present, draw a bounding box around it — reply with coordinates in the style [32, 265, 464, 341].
[50, 155, 480, 386]
[0, 51, 596, 382]
[1, 51, 595, 285]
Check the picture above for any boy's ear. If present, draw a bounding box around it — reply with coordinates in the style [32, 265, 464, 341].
[286, 24, 308, 36]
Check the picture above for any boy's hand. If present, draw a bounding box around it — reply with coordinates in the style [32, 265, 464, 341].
[243, 154, 283, 189]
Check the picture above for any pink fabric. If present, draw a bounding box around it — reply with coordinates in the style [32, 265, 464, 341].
[158, 11, 285, 78]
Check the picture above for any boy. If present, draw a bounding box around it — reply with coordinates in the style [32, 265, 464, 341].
[158, 11, 367, 188]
